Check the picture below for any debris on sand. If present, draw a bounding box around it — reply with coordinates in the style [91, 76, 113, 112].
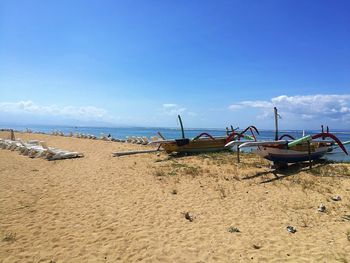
[228, 226, 240, 233]
[184, 212, 194, 222]
[331, 195, 342, 201]
[341, 215, 350, 222]
[287, 226, 297, 234]
[318, 203, 326, 212]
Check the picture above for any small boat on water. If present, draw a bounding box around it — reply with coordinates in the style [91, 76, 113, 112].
[150, 115, 259, 154]
[227, 107, 349, 166]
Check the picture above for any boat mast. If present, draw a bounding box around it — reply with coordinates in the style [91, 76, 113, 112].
[274, 107, 279, 141]
[178, 115, 185, 139]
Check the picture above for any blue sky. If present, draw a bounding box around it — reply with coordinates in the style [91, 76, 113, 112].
[1, 0, 350, 129]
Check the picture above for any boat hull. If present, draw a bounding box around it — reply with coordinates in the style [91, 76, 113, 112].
[256, 145, 329, 163]
[161, 138, 228, 153]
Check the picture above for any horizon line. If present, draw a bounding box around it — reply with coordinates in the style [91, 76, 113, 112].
[1, 122, 349, 132]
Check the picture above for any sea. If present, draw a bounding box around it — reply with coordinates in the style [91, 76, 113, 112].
[2, 124, 350, 163]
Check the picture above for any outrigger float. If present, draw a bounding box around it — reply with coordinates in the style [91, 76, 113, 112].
[149, 115, 260, 154]
[226, 107, 349, 168]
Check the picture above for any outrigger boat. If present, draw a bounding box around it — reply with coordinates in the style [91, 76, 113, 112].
[226, 107, 349, 167]
[237, 134, 347, 164]
[149, 115, 260, 154]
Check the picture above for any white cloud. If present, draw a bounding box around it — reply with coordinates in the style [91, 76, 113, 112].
[188, 111, 198, 117]
[162, 103, 178, 108]
[228, 94, 350, 123]
[0, 100, 113, 122]
[161, 103, 187, 115]
[228, 104, 243, 110]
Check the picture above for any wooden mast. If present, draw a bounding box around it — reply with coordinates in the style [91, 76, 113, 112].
[178, 115, 185, 139]
[274, 107, 279, 141]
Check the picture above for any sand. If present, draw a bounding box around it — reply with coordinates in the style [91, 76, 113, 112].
[1, 131, 350, 262]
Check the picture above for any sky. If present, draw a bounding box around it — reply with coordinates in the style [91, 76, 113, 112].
[0, 0, 350, 129]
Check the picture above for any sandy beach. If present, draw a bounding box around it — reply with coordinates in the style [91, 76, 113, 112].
[1, 131, 350, 262]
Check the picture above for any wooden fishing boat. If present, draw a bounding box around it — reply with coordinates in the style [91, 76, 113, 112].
[253, 140, 335, 163]
[235, 108, 348, 165]
[157, 135, 228, 154]
[150, 115, 259, 154]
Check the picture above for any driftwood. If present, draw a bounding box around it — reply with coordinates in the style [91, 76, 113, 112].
[113, 149, 163, 157]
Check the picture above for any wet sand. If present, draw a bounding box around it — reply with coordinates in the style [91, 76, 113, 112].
[1, 131, 350, 262]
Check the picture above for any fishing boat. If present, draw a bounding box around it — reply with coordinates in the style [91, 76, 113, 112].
[238, 134, 347, 164]
[150, 115, 259, 154]
[156, 134, 229, 154]
[226, 107, 349, 166]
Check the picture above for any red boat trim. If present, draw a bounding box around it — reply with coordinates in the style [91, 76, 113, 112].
[225, 132, 244, 143]
[239, 125, 260, 136]
[249, 127, 257, 141]
[193, 132, 215, 141]
[312, 132, 348, 155]
[278, 134, 295, 140]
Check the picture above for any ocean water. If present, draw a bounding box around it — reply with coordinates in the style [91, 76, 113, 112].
[2, 124, 350, 163]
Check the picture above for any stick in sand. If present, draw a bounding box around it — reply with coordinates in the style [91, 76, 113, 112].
[10, 129, 15, 141]
[113, 149, 163, 157]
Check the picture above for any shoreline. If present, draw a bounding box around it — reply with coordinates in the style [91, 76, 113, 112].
[2, 128, 349, 164]
[1, 131, 350, 262]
